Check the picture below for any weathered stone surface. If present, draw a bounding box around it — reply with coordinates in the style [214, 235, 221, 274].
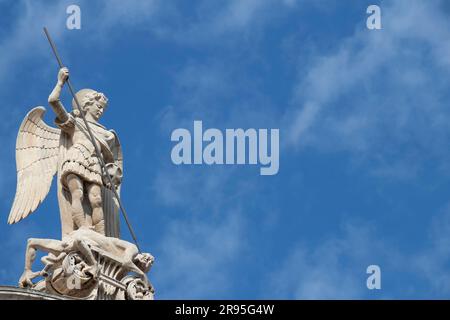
[0, 286, 71, 300]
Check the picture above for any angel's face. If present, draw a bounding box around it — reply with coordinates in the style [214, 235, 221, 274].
[85, 101, 107, 121]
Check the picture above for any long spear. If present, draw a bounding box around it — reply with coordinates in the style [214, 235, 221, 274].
[43, 27, 141, 253]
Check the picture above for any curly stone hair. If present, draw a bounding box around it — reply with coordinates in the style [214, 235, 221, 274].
[72, 89, 108, 116]
[81, 91, 108, 110]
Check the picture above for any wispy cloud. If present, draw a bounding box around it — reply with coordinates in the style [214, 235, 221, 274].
[150, 55, 277, 297]
[153, 0, 287, 45]
[413, 204, 450, 295]
[0, 1, 69, 85]
[269, 201, 450, 299]
[154, 212, 243, 299]
[286, 0, 450, 178]
[268, 222, 393, 299]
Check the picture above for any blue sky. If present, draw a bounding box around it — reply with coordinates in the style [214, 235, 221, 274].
[1, 0, 450, 299]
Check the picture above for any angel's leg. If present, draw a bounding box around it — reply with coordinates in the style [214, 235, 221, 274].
[67, 173, 88, 229]
[87, 183, 105, 235]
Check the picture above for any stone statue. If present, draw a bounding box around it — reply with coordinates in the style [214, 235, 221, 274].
[9, 68, 122, 237]
[18, 227, 154, 300]
[6, 67, 154, 300]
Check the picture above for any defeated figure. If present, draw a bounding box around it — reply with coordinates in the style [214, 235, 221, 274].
[19, 227, 154, 292]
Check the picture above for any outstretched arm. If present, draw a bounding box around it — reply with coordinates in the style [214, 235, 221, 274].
[48, 67, 70, 122]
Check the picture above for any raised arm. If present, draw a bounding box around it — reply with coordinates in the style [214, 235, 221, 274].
[48, 67, 70, 122]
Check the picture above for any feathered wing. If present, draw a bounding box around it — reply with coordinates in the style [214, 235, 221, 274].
[103, 130, 123, 238]
[8, 107, 61, 224]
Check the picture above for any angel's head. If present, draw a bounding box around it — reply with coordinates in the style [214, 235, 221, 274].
[72, 89, 108, 121]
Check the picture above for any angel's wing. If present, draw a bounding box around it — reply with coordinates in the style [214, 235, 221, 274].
[8, 107, 61, 224]
[103, 130, 123, 238]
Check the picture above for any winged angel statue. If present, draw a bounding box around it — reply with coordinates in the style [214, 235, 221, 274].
[7, 68, 154, 300]
[9, 67, 122, 237]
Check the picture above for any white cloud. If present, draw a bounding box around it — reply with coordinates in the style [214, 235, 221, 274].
[152, 166, 241, 215]
[0, 1, 68, 84]
[98, 0, 160, 25]
[286, 0, 450, 178]
[213, 0, 270, 33]
[149, 56, 275, 298]
[154, 212, 243, 299]
[269, 202, 450, 299]
[413, 205, 450, 294]
[132, 0, 298, 45]
[268, 222, 392, 299]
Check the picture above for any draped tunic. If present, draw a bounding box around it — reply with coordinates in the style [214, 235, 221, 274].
[55, 114, 117, 188]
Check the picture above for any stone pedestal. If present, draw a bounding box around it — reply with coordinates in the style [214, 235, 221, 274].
[0, 286, 71, 300]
